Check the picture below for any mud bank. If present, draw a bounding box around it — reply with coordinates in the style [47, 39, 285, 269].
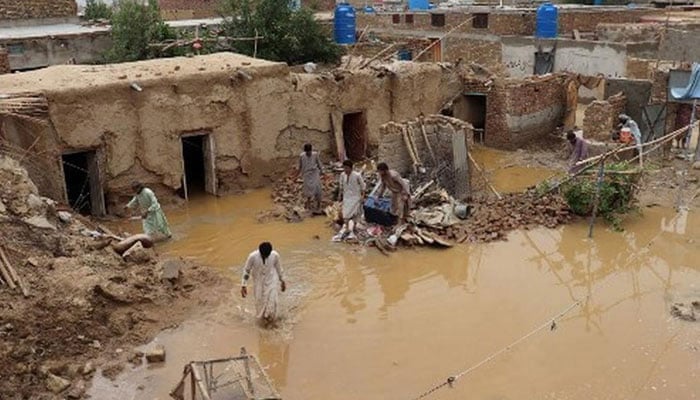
[0, 157, 227, 399]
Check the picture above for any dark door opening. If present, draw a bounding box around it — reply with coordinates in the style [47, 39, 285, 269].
[453, 94, 487, 142]
[342, 111, 368, 161]
[181, 134, 217, 200]
[62, 150, 105, 216]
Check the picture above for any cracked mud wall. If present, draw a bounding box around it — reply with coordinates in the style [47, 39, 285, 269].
[0, 54, 463, 212]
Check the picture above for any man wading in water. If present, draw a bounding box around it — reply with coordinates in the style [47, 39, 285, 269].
[241, 242, 286, 326]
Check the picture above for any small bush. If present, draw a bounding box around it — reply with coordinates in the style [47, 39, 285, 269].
[562, 162, 640, 230]
[85, 0, 113, 20]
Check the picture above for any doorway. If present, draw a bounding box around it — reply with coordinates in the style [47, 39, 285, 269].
[342, 111, 368, 161]
[453, 94, 487, 142]
[181, 133, 216, 200]
[61, 150, 105, 216]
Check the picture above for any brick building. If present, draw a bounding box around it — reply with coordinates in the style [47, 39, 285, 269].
[158, 0, 218, 20]
[0, 0, 77, 22]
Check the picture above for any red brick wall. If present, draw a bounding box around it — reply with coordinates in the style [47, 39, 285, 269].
[159, 0, 217, 20]
[0, 0, 76, 20]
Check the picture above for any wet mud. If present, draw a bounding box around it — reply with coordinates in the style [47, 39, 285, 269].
[90, 182, 700, 400]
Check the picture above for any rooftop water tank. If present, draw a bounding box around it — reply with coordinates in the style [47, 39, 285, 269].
[535, 2, 558, 39]
[334, 3, 356, 45]
[408, 0, 430, 10]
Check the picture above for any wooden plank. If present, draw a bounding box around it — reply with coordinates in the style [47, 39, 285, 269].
[87, 151, 106, 217]
[241, 347, 256, 398]
[450, 125, 470, 200]
[203, 134, 218, 196]
[330, 111, 346, 162]
[190, 364, 211, 400]
[419, 119, 437, 165]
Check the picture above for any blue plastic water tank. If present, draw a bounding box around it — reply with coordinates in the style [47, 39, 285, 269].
[535, 2, 558, 39]
[363, 5, 375, 13]
[408, 0, 430, 10]
[398, 49, 412, 60]
[334, 3, 356, 45]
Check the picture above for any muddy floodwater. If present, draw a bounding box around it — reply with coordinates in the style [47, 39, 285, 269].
[91, 164, 700, 400]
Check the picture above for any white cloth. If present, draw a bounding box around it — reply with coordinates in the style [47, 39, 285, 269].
[339, 170, 365, 220]
[241, 250, 284, 320]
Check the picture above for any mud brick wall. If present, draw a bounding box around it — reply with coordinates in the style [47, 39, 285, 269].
[0, 48, 9, 75]
[558, 9, 658, 33]
[583, 93, 626, 142]
[502, 75, 566, 148]
[0, 0, 77, 20]
[443, 37, 502, 66]
[378, 115, 474, 198]
[159, 0, 217, 20]
[597, 23, 662, 43]
[626, 57, 652, 80]
[650, 69, 669, 104]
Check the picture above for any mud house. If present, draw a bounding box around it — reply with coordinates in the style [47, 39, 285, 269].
[0, 52, 462, 215]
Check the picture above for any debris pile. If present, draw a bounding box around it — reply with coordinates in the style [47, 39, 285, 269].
[671, 300, 700, 322]
[0, 156, 220, 398]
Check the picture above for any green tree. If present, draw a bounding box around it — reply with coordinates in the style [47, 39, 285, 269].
[85, 0, 113, 20]
[105, 0, 178, 63]
[219, 0, 341, 65]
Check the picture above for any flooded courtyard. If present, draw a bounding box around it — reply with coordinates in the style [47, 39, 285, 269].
[90, 174, 700, 400]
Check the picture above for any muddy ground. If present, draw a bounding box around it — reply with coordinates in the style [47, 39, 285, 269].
[0, 157, 226, 399]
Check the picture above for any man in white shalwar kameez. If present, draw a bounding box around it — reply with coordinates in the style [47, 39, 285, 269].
[241, 242, 286, 325]
[335, 160, 365, 241]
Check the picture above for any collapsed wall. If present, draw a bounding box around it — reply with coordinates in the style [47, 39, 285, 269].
[583, 92, 626, 142]
[378, 115, 474, 199]
[0, 53, 462, 213]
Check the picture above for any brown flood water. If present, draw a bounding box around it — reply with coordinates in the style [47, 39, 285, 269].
[90, 160, 700, 400]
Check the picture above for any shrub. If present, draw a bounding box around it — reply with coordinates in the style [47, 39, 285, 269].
[219, 0, 341, 65]
[85, 0, 113, 20]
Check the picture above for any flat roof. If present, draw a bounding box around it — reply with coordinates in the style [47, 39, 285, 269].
[0, 17, 224, 40]
[0, 52, 284, 94]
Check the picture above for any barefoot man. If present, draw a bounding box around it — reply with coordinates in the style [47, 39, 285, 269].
[375, 162, 411, 224]
[241, 242, 287, 325]
[336, 159, 366, 240]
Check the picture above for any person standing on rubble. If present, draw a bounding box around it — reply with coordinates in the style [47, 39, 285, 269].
[298, 143, 323, 214]
[335, 160, 366, 241]
[375, 162, 411, 223]
[567, 131, 589, 174]
[241, 242, 286, 326]
[124, 182, 172, 240]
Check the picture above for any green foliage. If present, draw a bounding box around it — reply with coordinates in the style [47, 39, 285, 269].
[562, 162, 639, 231]
[104, 0, 178, 63]
[85, 0, 113, 20]
[218, 0, 341, 65]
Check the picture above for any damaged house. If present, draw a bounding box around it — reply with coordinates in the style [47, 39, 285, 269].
[0, 52, 462, 215]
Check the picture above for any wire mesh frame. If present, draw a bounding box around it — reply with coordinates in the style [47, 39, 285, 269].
[171, 348, 281, 400]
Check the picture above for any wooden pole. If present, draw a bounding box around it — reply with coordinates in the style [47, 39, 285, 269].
[190, 364, 211, 400]
[0, 256, 15, 290]
[241, 347, 256, 397]
[412, 17, 474, 61]
[419, 118, 437, 165]
[0, 246, 28, 297]
[468, 153, 502, 200]
[358, 43, 396, 69]
[253, 29, 259, 59]
[588, 158, 606, 239]
[690, 99, 699, 161]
